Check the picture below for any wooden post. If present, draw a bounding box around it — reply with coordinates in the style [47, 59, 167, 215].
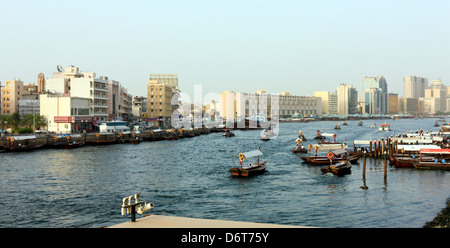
[362, 151, 366, 178]
[383, 151, 387, 179]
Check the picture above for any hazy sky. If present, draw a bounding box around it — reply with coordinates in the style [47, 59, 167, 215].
[1, 0, 449, 100]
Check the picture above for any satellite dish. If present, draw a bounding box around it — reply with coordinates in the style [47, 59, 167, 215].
[57, 65, 63, 72]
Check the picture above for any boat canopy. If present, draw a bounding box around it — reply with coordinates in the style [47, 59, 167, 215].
[243, 150, 263, 158]
[379, 124, 390, 126]
[353, 140, 371, 145]
[395, 138, 434, 144]
[10, 135, 36, 140]
[332, 149, 348, 155]
[320, 133, 336, 137]
[397, 145, 441, 151]
[419, 148, 450, 154]
[313, 143, 348, 151]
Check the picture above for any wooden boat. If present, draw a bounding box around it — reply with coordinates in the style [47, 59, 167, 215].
[260, 129, 276, 141]
[223, 130, 235, 137]
[229, 148, 267, 177]
[342, 121, 347, 126]
[413, 148, 450, 170]
[358, 120, 363, 126]
[334, 124, 341, 130]
[304, 154, 360, 165]
[3, 135, 45, 152]
[321, 160, 352, 175]
[314, 130, 326, 140]
[379, 123, 391, 131]
[391, 144, 443, 167]
[292, 146, 307, 153]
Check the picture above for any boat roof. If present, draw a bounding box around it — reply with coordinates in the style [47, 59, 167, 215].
[243, 150, 263, 158]
[313, 144, 348, 151]
[332, 149, 348, 155]
[419, 148, 450, 154]
[10, 135, 36, 140]
[379, 124, 390, 126]
[321, 133, 335, 137]
[397, 145, 441, 151]
[353, 140, 371, 145]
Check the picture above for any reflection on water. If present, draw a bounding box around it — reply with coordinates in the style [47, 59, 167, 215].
[0, 118, 449, 227]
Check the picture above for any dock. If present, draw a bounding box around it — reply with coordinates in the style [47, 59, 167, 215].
[108, 214, 307, 228]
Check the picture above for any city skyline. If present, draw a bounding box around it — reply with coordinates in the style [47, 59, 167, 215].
[0, 0, 449, 98]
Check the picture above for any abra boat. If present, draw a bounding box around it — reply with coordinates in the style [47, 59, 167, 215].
[260, 128, 276, 141]
[358, 120, 363, 126]
[222, 129, 235, 137]
[379, 123, 391, 131]
[413, 148, 450, 170]
[321, 160, 352, 175]
[3, 135, 44, 152]
[53, 134, 85, 148]
[292, 138, 307, 153]
[229, 148, 267, 177]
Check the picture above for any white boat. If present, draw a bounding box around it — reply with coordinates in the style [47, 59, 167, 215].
[379, 124, 390, 131]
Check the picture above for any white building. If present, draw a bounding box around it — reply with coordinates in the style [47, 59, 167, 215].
[40, 93, 92, 133]
[336, 84, 358, 116]
[45, 66, 109, 124]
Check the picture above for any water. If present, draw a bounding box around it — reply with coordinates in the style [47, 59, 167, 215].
[0, 118, 449, 228]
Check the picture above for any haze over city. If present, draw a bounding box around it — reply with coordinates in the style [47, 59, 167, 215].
[1, 0, 449, 98]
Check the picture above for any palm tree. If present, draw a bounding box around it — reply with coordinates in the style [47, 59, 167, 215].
[19, 114, 47, 130]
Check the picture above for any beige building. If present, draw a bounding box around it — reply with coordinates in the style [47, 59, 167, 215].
[147, 82, 173, 127]
[418, 97, 440, 115]
[1, 79, 24, 115]
[336, 84, 358, 116]
[388, 93, 399, 114]
[313, 91, 337, 115]
[399, 97, 418, 114]
[425, 79, 446, 113]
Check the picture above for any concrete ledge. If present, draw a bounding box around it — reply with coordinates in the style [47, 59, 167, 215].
[109, 214, 308, 228]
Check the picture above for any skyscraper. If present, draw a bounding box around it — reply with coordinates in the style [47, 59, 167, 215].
[362, 76, 388, 114]
[336, 84, 358, 116]
[403, 76, 428, 99]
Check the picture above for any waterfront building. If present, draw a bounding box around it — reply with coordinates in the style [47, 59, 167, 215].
[399, 97, 419, 114]
[403, 76, 428, 99]
[118, 85, 133, 120]
[313, 91, 337, 115]
[1, 79, 24, 115]
[45, 66, 109, 124]
[219, 90, 320, 121]
[107, 79, 120, 120]
[336, 84, 358, 116]
[362, 88, 382, 115]
[147, 81, 173, 127]
[362, 76, 388, 114]
[40, 93, 92, 133]
[388, 93, 399, 114]
[425, 79, 446, 113]
[132, 96, 148, 119]
[418, 97, 439, 115]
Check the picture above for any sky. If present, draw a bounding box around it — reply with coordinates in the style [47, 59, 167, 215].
[0, 0, 449, 101]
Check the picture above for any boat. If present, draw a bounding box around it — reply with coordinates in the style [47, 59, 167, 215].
[222, 129, 235, 137]
[301, 145, 359, 165]
[53, 134, 85, 148]
[229, 148, 267, 177]
[297, 131, 307, 141]
[391, 144, 442, 168]
[379, 123, 391, 131]
[304, 153, 360, 165]
[334, 124, 341, 130]
[321, 160, 352, 175]
[412, 148, 450, 170]
[164, 129, 179, 140]
[316, 133, 339, 144]
[358, 120, 363, 126]
[260, 128, 276, 141]
[434, 121, 440, 127]
[292, 138, 307, 153]
[342, 121, 347, 126]
[371, 123, 376, 128]
[3, 135, 45, 152]
[314, 130, 326, 140]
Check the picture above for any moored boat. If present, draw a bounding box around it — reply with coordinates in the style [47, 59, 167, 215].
[379, 123, 391, 131]
[413, 148, 450, 170]
[3, 135, 44, 152]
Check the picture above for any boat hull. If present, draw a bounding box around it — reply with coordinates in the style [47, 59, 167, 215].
[229, 161, 267, 177]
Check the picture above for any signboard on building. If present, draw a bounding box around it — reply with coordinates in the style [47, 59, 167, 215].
[54, 116, 71, 123]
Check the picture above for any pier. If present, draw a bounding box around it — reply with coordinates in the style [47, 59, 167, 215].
[108, 214, 305, 228]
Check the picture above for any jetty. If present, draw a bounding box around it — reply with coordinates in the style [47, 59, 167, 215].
[108, 214, 306, 228]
